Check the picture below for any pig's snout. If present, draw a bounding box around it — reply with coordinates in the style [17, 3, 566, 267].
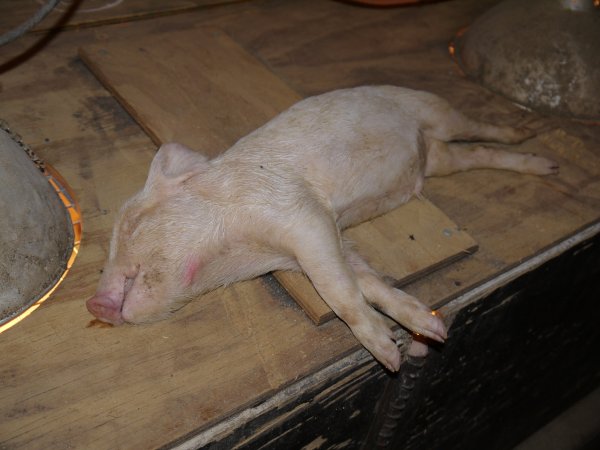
[87, 266, 137, 325]
[86, 294, 125, 325]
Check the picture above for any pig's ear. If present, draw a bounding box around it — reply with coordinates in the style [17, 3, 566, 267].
[146, 143, 209, 187]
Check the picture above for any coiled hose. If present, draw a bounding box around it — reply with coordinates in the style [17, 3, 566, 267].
[0, 0, 62, 47]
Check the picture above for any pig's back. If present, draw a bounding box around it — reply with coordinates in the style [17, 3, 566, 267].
[224, 86, 427, 224]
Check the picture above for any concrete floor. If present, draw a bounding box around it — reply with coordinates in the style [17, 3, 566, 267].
[515, 386, 600, 450]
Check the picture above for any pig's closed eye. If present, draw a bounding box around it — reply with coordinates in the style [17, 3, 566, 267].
[124, 276, 135, 296]
[122, 263, 140, 298]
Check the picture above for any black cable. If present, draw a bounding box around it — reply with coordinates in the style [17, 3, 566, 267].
[0, 0, 62, 47]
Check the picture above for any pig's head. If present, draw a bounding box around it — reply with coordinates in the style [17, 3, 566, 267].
[86, 143, 223, 325]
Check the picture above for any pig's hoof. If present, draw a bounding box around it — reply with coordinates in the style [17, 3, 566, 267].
[407, 339, 429, 357]
[380, 345, 402, 372]
[523, 154, 560, 175]
[408, 309, 447, 344]
[352, 310, 402, 371]
[370, 339, 401, 372]
[380, 290, 447, 344]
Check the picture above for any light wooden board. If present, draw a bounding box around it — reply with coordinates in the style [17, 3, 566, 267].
[275, 198, 477, 324]
[80, 27, 477, 325]
[80, 27, 301, 157]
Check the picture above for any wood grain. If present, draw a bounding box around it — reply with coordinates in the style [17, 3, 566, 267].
[79, 27, 301, 157]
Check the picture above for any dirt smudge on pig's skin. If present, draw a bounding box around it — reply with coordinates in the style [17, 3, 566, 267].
[143, 269, 164, 290]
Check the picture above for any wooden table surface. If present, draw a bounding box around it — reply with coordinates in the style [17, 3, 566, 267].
[1, 0, 599, 448]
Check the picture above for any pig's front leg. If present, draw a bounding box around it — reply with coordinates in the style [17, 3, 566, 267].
[281, 209, 403, 371]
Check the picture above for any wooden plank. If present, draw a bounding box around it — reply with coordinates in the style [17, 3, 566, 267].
[79, 27, 477, 325]
[79, 27, 301, 157]
[275, 198, 477, 324]
[346, 198, 477, 283]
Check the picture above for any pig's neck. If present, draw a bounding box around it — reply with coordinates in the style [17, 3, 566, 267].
[203, 152, 284, 205]
[183, 154, 299, 282]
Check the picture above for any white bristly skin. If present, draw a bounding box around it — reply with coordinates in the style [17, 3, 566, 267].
[87, 86, 558, 371]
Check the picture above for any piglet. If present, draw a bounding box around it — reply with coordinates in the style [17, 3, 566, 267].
[87, 86, 558, 371]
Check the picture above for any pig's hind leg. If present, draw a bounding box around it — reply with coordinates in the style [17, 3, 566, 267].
[419, 95, 558, 176]
[345, 246, 447, 344]
[422, 95, 535, 144]
[424, 139, 559, 177]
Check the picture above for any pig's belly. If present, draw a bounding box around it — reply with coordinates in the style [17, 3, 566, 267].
[333, 166, 423, 229]
[309, 134, 425, 229]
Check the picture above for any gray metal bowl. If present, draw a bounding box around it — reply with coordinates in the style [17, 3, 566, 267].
[0, 124, 74, 326]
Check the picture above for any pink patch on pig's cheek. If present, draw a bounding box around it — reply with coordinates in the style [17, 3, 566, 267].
[182, 255, 203, 287]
